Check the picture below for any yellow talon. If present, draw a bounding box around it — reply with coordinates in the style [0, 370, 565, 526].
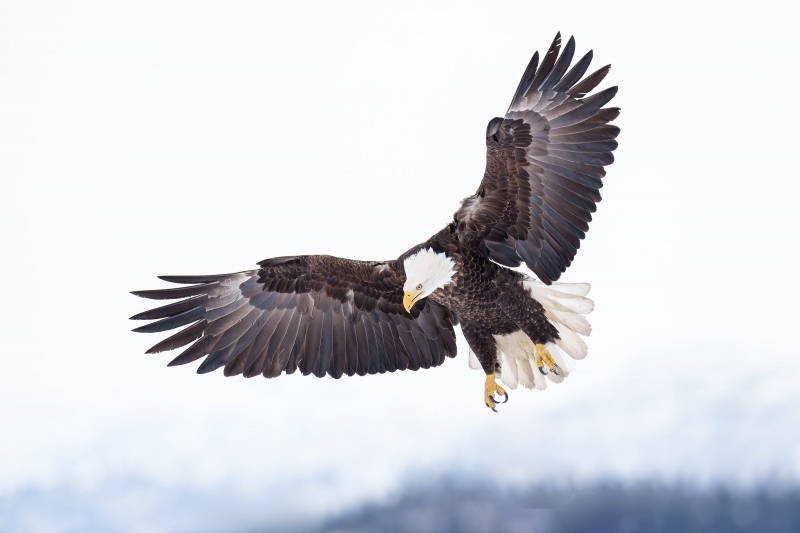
[535, 343, 556, 371]
[495, 381, 506, 398]
[484, 374, 507, 411]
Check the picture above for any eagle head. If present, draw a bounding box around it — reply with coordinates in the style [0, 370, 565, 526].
[402, 248, 456, 312]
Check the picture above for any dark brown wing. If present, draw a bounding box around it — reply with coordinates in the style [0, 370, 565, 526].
[455, 33, 619, 284]
[130, 255, 457, 378]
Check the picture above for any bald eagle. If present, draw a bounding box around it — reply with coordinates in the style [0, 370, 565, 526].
[131, 33, 618, 411]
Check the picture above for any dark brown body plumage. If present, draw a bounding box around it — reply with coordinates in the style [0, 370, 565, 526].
[130, 33, 618, 383]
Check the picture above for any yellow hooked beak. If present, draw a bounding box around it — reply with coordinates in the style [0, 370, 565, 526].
[403, 291, 422, 313]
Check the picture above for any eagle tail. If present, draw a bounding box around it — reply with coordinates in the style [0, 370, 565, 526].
[523, 279, 593, 361]
[492, 279, 593, 391]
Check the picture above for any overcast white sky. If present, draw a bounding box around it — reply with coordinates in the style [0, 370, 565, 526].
[1, 1, 799, 531]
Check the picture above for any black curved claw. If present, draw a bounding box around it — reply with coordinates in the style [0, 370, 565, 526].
[501, 391, 509, 403]
[489, 395, 498, 404]
[485, 402, 498, 413]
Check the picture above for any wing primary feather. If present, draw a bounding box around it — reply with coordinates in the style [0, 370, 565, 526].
[157, 273, 247, 284]
[552, 50, 593, 92]
[567, 65, 611, 98]
[197, 344, 234, 374]
[548, 139, 618, 154]
[132, 307, 206, 333]
[548, 86, 618, 129]
[508, 51, 539, 112]
[549, 107, 619, 135]
[167, 333, 219, 366]
[548, 149, 614, 167]
[539, 35, 575, 91]
[129, 295, 207, 321]
[527, 32, 562, 97]
[549, 125, 620, 144]
[130, 282, 219, 301]
[146, 320, 208, 354]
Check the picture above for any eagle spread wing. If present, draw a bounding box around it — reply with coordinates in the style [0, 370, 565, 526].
[131, 256, 457, 378]
[455, 33, 619, 284]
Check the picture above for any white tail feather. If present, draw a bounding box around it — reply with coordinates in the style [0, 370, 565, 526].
[548, 342, 575, 374]
[528, 283, 591, 298]
[541, 295, 595, 315]
[524, 281, 590, 298]
[554, 325, 589, 360]
[524, 278, 593, 362]
[531, 362, 547, 390]
[516, 356, 537, 389]
[500, 351, 519, 389]
[549, 308, 592, 336]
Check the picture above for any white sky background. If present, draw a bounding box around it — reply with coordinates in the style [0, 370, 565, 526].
[1, 0, 799, 531]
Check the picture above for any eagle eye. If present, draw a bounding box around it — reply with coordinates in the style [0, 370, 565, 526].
[415, 284, 423, 291]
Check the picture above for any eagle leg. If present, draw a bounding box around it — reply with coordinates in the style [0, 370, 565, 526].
[484, 374, 508, 412]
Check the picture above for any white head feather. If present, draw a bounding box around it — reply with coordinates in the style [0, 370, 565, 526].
[402, 248, 457, 299]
